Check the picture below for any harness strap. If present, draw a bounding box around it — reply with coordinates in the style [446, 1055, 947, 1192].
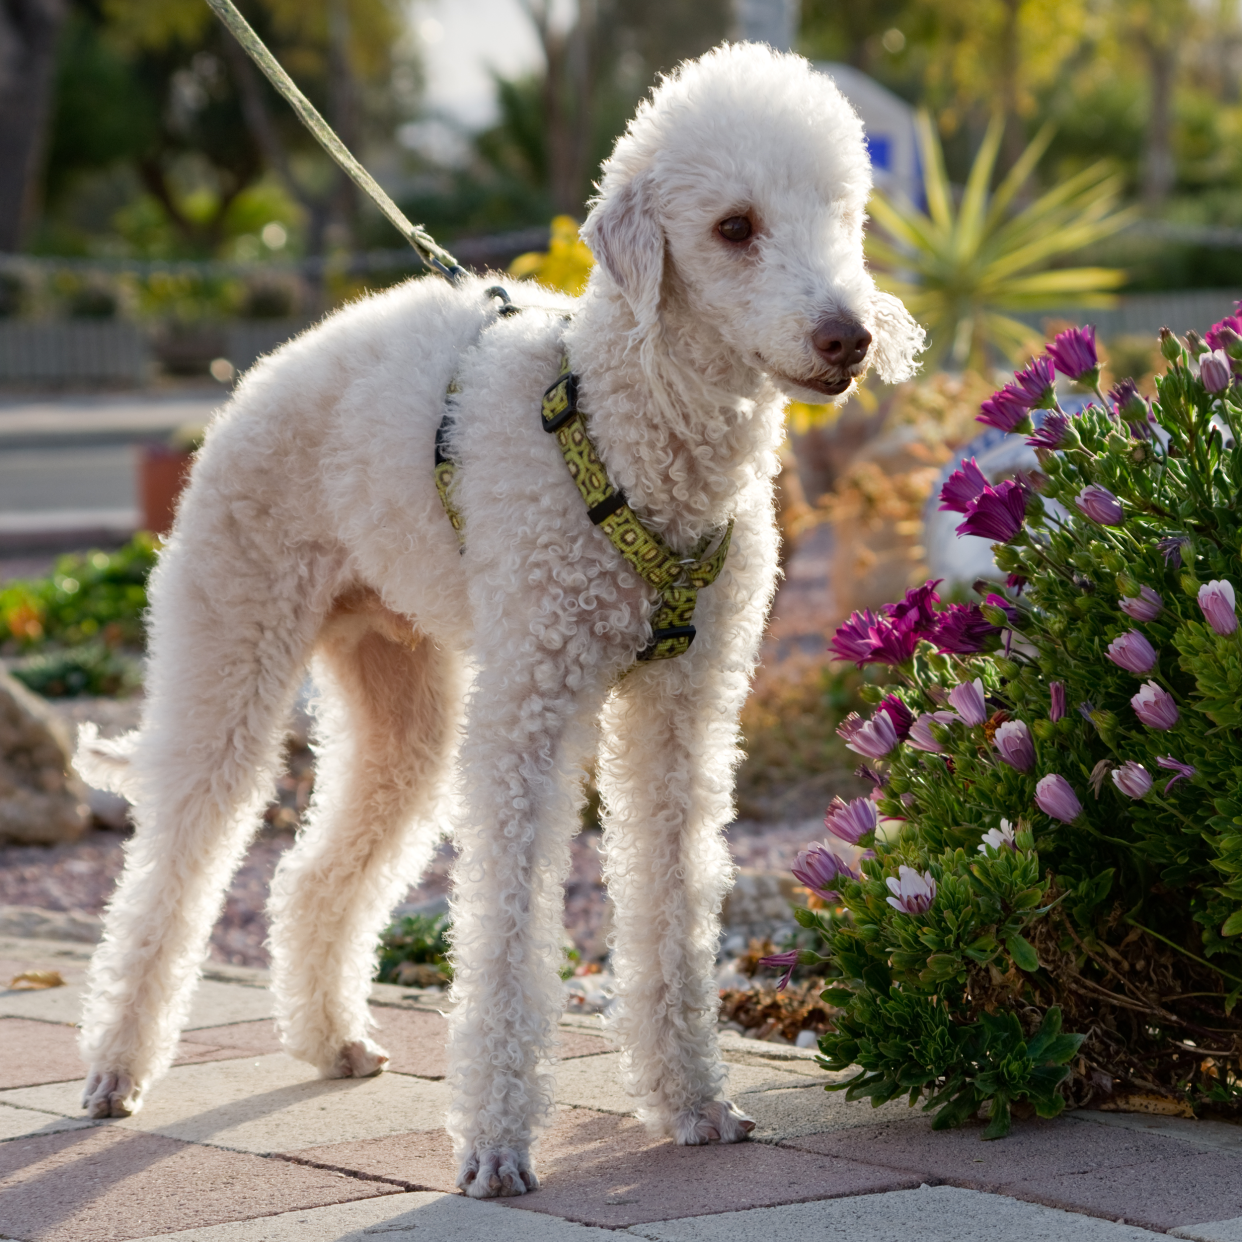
[540, 354, 732, 661]
[434, 381, 465, 548]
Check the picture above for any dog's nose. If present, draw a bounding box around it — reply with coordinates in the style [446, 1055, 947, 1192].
[812, 317, 872, 369]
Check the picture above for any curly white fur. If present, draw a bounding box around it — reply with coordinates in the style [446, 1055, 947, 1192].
[72, 43, 921, 1189]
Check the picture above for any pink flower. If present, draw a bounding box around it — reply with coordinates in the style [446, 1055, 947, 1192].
[1109, 378, 1148, 423]
[824, 795, 879, 845]
[939, 458, 990, 513]
[934, 603, 1000, 654]
[1198, 579, 1238, 636]
[886, 865, 936, 914]
[758, 948, 798, 990]
[829, 609, 881, 664]
[947, 678, 987, 726]
[837, 710, 899, 760]
[1076, 484, 1124, 525]
[887, 580, 944, 634]
[1107, 630, 1158, 675]
[1047, 325, 1099, 383]
[1119, 586, 1163, 622]
[1011, 355, 1057, 409]
[956, 480, 1028, 542]
[908, 710, 959, 753]
[978, 819, 1017, 853]
[1131, 681, 1179, 730]
[792, 841, 860, 903]
[978, 388, 1032, 433]
[1026, 411, 1071, 450]
[994, 719, 1035, 772]
[1205, 312, 1242, 354]
[1049, 681, 1065, 722]
[1200, 349, 1233, 393]
[1156, 755, 1196, 793]
[877, 694, 914, 740]
[1111, 761, 1152, 799]
[1034, 773, 1083, 822]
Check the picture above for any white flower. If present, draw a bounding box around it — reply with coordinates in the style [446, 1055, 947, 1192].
[978, 819, 1017, 854]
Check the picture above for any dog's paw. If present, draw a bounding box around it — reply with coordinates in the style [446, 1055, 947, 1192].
[82, 1067, 141, 1119]
[456, 1145, 539, 1199]
[328, 1039, 389, 1079]
[672, 1099, 756, 1145]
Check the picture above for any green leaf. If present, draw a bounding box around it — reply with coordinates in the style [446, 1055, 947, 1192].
[1006, 933, 1040, 973]
[1222, 910, 1242, 938]
[820, 987, 855, 1006]
[983, 1094, 1012, 1140]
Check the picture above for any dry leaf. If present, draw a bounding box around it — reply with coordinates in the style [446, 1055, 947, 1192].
[1097, 1092, 1195, 1118]
[9, 970, 66, 991]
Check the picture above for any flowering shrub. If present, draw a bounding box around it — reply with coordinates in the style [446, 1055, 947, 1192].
[770, 321, 1242, 1135]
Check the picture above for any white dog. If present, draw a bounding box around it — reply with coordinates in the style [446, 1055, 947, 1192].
[74, 43, 922, 1199]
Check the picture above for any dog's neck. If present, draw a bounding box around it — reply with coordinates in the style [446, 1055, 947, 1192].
[563, 273, 785, 549]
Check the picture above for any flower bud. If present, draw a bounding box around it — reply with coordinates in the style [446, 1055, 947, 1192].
[1111, 761, 1153, 799]
[1159, 327, 1183, 361]
[1131, 681, 1179, 730]
[1198, 579, 1239, 635]
[1186, 329, 1207, 358]
[1115, 572, 1140, 597]
[1106, 630, 1158, 674]
[1034, 773, 1083, 822]
[1200, 349, 1233, 393]
[1119, 585, 1163, 622]
[1180, 571, 1200, 596]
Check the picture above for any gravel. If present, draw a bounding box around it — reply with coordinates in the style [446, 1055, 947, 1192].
[0, 817, 820, 969]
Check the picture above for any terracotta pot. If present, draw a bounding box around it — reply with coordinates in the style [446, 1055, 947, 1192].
[139, 445, 193, 536]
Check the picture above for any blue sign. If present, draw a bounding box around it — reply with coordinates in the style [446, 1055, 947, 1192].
[865, 134, 892, 171]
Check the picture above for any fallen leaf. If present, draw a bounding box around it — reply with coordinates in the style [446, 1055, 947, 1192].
[1096, 1092, 1194, 1118]
[9, 970, 66, 991]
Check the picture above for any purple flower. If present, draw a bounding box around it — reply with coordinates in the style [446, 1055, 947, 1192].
[1107, 630, 1158, 675]
[792, 841, 860, 903]
[1119, 586, 1163, 622]
[1157, 536, 1191, 568]
[978, 387, 1033, 433]
[829, 608, 882, 665]
[982, 592, 1021, 628]
[837, 710, 899, 760]
[1131, 681, 1179, 730]
[994, 719, 1035, 772]
[885, 865, 936, 915]
[1111, 761, 1153, 799]
[934, 603, 1000, 654]
[939, 458, 990, 513]
[1156, 755, 1196, 793]
[1076, 484, 1124, 526]
[758, 948, 798, 990]
[956, 481, 1028, 543]
[1198, 579, 1238, 635]
[947, 678, 988, 726]
[908, 710, 960, 753]
[1026, 411, 1071, 450]
[1034, 773, 1083, 822]
[1049, 681, 1066, 722]
[1078, 700, 1095, 721]
[887, 580, 943, 633]
[1200, 349, 1233, 393]
[1109, 378, 1147, 423]
[854, 764, 886, 788]
[978, 819, 1017, 854]
[1047, 325, 1099, 383]
[824, 794, 879, 845]
[1007, 572, 1028, 592]
[1012, 355, 1058, 409]
[877, 694, 914, 740]
[1205, 313, 1242, 354]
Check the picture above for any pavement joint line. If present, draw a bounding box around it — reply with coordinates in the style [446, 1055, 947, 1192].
[268, 1149, 435, 1193]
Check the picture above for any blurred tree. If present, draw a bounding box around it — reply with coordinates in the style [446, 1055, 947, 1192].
[0, 0, 68, 250]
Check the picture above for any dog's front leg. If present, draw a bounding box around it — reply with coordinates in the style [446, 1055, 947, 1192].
[445, 646, 607, 1198]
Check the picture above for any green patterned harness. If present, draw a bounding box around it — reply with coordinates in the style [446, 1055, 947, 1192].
[435, 353, 733, 662]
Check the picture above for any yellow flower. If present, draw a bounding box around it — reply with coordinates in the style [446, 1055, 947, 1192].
[509, 216, 595, 296]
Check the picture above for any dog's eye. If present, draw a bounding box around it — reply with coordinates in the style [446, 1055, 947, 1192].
[717, 216, 752, 243]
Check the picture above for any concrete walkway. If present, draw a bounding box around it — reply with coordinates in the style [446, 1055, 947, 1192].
[1, 934, 1240, 1242]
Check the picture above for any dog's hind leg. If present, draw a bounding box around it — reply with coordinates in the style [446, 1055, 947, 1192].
[78, 533, 337, 1119]
[267, 590, 463, 1078]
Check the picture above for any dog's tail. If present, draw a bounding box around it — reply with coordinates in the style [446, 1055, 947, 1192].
[75, 722, 141, 800]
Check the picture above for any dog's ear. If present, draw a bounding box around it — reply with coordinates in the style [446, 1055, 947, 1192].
[581, 169, 664, 327]
[869, 290, 926, 384]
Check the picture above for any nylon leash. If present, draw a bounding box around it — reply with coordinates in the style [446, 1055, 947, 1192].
[204, 0, 466, 285]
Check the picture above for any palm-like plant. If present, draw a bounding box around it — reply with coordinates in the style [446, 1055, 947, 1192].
[866, 113, 1136, 371]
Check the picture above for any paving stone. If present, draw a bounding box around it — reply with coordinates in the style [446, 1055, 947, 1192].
[0, 978, 274, 1029]
[783, 1114, 1242, 1231]
[0, 1103, 92, 1141]
[626, 1184, 1166, 1241]
[124, 1191, 618, 1240]
[1071, 1109, 1242, 1155]
[744, 1084, 923, 1142]
[1173, 1218, 1242, 1242]
[0, 1124, 397, 1242]
[1, 1053, 453, 1154]
[289, 1107, 922, 1228]
[552, 1052, 822, 1116]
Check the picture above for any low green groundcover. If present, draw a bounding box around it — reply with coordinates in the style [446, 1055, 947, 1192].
[768, 320, 1242, 1136]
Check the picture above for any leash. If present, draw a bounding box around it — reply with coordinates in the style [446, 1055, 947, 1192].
[204, 0, 465, 285]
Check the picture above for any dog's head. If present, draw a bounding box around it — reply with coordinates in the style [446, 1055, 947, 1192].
[581, 43, 925, 402]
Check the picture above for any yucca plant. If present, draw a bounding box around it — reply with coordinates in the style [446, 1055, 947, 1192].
[866, 112, 1135, 371]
